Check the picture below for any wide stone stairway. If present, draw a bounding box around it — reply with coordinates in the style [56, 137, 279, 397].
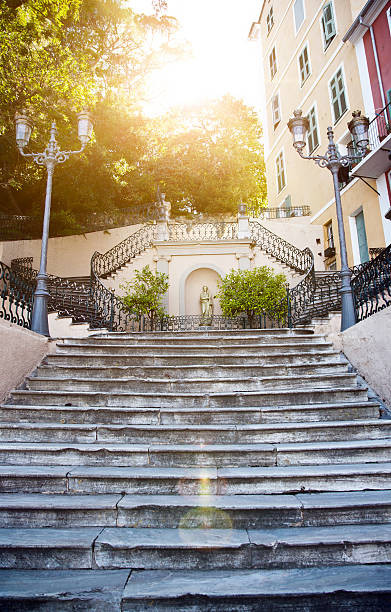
[0, 328, 390, 610]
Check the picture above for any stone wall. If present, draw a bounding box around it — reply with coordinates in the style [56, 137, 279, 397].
[313, 309, 391, 409]
[0, 320, 55, 403]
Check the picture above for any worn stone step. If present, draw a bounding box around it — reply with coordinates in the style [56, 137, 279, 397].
[9, 386, 369, 408]
[1, 419, 388, 445]
[1, 401, 379, 425]
[36, 361, 349, 380]
[0, 494, 122, 527]
[95, 523, 391, 570]
[62, 331, 320, 346]
[0, 527, 102, 569]
[2, 490, 391, 529]
[0, 438, 389, 468]
[55, 341, 334, 356]
[121, 565, 391, 610]
[45, 350, 341, 367]
[0, 569, 129, 611]
[1, 524, 390, 570]
[26, 372, 358, 394]
[90, 328, 315, 339]
[2, 463, 390, 496]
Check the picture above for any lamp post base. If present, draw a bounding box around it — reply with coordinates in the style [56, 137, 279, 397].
[31, 274, 50, 336]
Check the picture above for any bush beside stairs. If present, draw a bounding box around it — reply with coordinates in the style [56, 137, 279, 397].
[0, 328, 390, 610]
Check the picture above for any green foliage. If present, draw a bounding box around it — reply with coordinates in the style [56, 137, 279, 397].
[120, 265, 169, 320]
[216, 267, 287, 322]
[0, 0, 183, 214]
[142, 96, 267, 217]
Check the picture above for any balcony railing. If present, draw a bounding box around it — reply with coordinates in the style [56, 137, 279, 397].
[367, 101, 391, 151]
[247, 205, 311, 219]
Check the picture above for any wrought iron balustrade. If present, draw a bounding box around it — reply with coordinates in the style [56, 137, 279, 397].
[367, 102, 391, 151]
[247, 205, 311, 219]
[0, 215, 34, 241]
[0, 260, 34, 328]
[250, 220, 313, 273]
[168, 222, 238, 241]
[351, 244, 391, 322]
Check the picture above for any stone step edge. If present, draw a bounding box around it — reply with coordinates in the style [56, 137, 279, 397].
[0, 417, 385, 432]
[0, 566, 389, 609]
[10, 386, 368, 400]
[27, 373, 357, 385]
[0, 489, 391, 512]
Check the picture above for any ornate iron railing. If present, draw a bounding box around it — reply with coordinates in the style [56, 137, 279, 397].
[168, 222, 238, 241]
[0, 215, 33, 241]
[0, 261, 34, 328]
[108, 313, 288, 332]
[352, 244, 391, 322]
[247, 205, 311, 219]
[92, 224, 158, 278]
[367, 101, 391, 151]
[250, 220, 313, 273]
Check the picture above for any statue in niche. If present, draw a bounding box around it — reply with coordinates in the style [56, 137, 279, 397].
[200, 285, 213, 324]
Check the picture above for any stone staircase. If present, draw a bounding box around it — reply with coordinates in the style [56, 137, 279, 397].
[0, 328, 390, 610]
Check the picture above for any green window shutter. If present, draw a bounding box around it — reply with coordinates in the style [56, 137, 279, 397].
[355, 211, 369, 264]
[322, 2, 336, 46]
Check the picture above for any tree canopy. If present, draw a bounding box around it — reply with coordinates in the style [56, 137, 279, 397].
[0, 0, 267, 226]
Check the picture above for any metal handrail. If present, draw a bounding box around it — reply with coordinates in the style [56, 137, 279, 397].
[0, 260, 34, 328]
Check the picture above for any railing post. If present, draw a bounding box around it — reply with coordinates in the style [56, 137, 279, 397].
[109, 290, 115, 331]
[237, 203, 250, 239]
[286, 283, 292, 329]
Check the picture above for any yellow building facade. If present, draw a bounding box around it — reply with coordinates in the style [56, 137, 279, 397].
[250, 0, 391, 269]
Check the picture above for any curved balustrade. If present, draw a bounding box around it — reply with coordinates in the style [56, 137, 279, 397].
[0, 261, 33, 328]
[352, 244, 391, 322]
[250, 220, 312, 273]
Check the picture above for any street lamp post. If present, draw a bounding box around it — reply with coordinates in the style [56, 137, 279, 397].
[287, 109, 369, 332]
[15, 111, 93, 336]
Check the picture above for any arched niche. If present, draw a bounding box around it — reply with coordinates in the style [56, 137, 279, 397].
[180, 265, 223, 315]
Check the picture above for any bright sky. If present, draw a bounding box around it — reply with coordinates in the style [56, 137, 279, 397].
[129, 0, 263, 115]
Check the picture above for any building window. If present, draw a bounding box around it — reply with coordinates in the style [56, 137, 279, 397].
[269, 47, 277, 79]
[329, 67, 347, 123]
[276, 151, 286, 193]
[307, 106, 319, 153]
[266, 6, 274, 34]
[271, 94, 281, 129]
[326, 222, 335, 249]
[298, 44, 311, 85]
[324, 221, 336, 260]
[355, 211, 370, 263]
[293, 0, 305, 33]
[321, 2, 336, 49]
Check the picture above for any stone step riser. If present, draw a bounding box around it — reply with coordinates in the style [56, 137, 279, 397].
[0, 442, 389, 467]
[0, 403, 379, 425]
[1, 534, 391, 571]
[2, 497, 391, 530]
[26, 374, 357, 394]
[44, 352, 342, 367]
[2, 468, 390, 496]
[55, 344, 333, 356]
[0, 422, 389, 445]
[35, 363, 349, 380]
[86, 329, 315, 339]
[60, 337, 326, 348]
[10, 387, 369, 408]
[61, 332, 318, 344]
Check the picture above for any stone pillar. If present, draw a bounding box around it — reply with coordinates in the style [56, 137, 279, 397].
[237, 204, 250, 239]
[236, 254, 251, 270]
[156, 220, 169, 241]
[155, 256, 171, 312]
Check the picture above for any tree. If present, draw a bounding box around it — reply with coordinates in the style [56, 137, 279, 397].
[216, 267, 287, 326]
[141, 96, 267, 217]
[120, 265, 169, 321]
[0, 0, 183, 214]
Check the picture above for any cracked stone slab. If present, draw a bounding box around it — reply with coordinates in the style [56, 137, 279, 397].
[117, 493, 302, 528]
[122, 565, 391, 610]
[0, 465, 70, 494]
[0, 527, 102, 569]
[95, 527, 250, 570]
[0, 569, 129, 611]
